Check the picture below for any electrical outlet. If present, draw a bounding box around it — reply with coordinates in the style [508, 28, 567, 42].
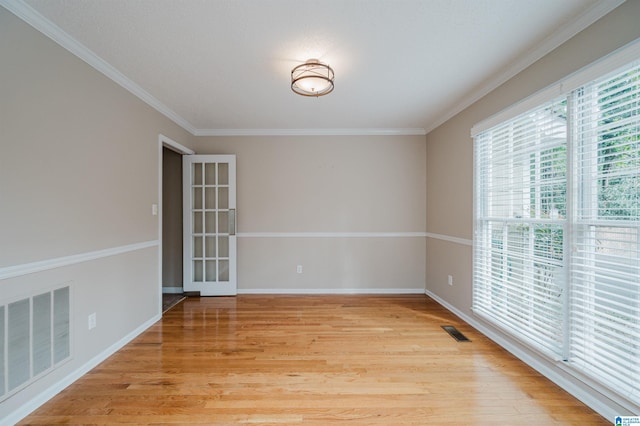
[296, 265, 303, 274]
[88, 312, 97, 330]
[448, 275, 453, 286]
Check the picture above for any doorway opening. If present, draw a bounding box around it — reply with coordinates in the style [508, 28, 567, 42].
[159, 135, 194, 313]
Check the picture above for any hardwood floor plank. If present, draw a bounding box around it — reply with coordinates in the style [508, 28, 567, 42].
[18, 295, 608, 425]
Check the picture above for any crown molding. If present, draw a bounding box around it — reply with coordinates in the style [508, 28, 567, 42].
[2, 0, 425, 139]
[1, 0, 198, 135]
[4, 0, 622, 139]
[193, 128, 427, 137]
[424, 0, 626, 134]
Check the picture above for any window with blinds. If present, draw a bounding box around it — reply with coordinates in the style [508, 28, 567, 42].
[473, 57, 640, 406]
[571, 62, 640, 400]
[474, 96, 568, 359]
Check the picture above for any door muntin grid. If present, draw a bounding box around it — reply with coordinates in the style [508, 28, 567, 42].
[190, 162, 231, 284]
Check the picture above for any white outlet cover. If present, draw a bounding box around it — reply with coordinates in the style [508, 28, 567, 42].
[88, 313, 97, 330]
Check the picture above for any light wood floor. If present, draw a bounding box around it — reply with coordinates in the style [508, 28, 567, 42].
[19, 295, 608, 425]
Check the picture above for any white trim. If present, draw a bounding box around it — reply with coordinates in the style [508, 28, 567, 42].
[0, 241, 159, 281]
[193, 128, 427, 137]
[428, 0, 625, 134]
[0, 0, 197, 135]
[425, 232, 473, 246]
[0, 313, 161, 426]
[239, 288, 425, 295]
[237, 232, 473, 246]
[162, 287, 184, 294]
[237, 232, 427, 238]
[424, 289, 626, 421]
[471, 36, 640, 137]
[160, 134, 194, 155]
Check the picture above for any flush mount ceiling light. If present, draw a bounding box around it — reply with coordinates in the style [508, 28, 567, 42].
[291, 59, 334, 97]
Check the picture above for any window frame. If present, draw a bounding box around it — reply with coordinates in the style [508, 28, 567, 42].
[472, 37, 640, 410]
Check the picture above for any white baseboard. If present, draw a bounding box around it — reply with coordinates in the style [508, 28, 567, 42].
[238, 287, 425, 295]
[424, 289, 624, 421]
[2, 313, 162, 426]
[162, 286, 183, 294]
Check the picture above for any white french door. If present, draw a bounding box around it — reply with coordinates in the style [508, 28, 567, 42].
[183, 155, 237, 296]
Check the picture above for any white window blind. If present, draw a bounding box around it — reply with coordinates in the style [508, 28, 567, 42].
[474, 96, 568, 360]
[474, 57, 640, 407]
[570, 62, 640, 400]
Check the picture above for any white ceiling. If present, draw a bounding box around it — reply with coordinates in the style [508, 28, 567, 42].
[8, 0, 623, 135]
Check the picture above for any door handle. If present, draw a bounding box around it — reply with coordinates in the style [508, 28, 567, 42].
[229, 209, 236, 236]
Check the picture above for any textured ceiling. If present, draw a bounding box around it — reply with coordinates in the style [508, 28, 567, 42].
[11, 0, 620, 135]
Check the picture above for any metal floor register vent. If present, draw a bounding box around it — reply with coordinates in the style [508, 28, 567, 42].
[1, 285, 71, 402]
[441, 325, 471, 342]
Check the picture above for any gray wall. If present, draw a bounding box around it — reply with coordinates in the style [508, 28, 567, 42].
[0, 6, 192, 421]
[190, 135, 427, 293]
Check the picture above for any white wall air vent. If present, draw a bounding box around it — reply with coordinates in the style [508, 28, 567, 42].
[0, 285, 70, 402]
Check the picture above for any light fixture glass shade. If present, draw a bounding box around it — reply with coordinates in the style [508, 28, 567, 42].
[291, 59, 334, 97]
